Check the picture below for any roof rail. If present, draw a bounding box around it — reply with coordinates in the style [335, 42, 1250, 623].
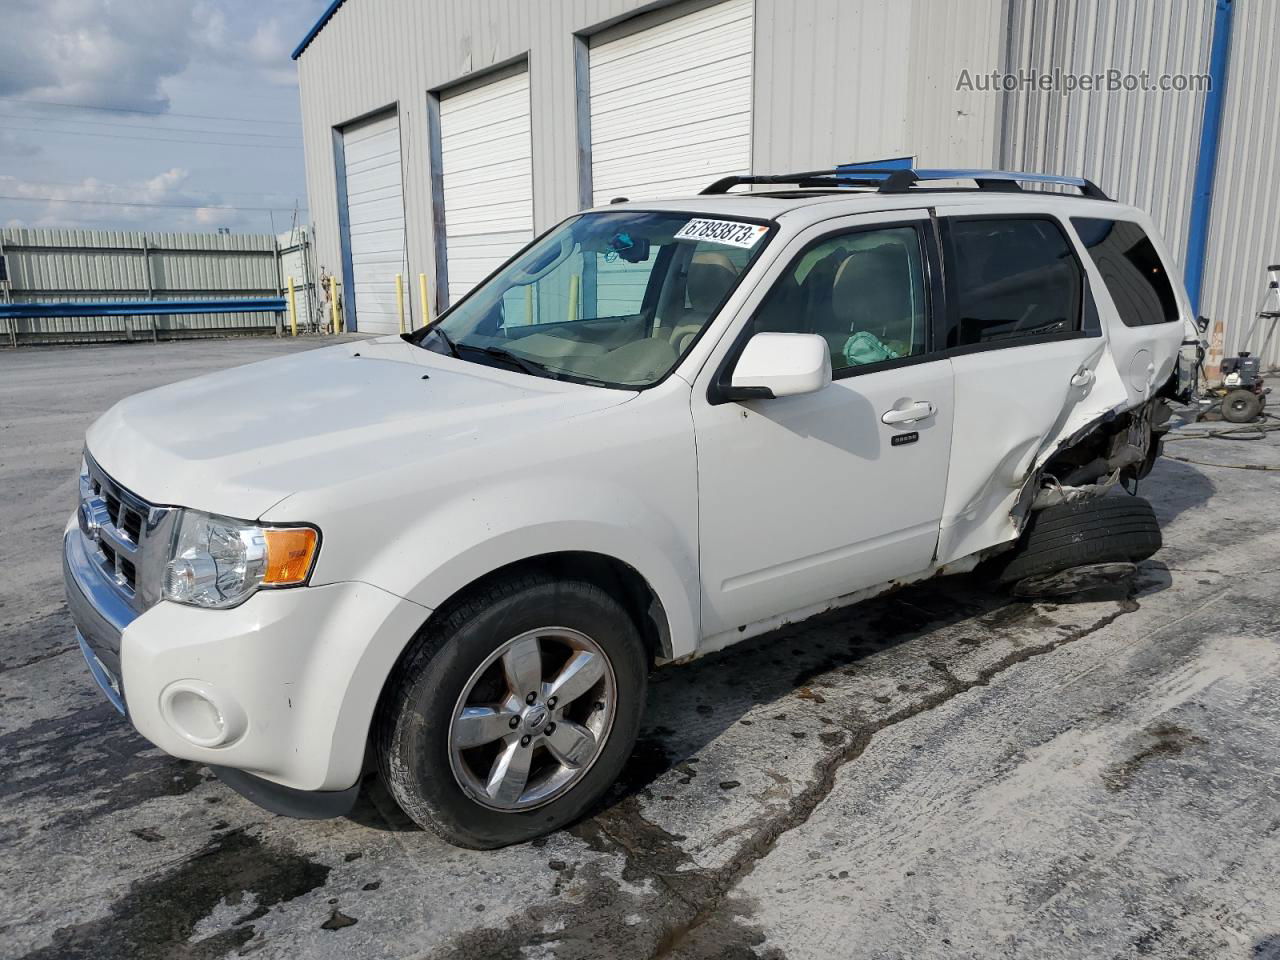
[700, 167, 1110, 200]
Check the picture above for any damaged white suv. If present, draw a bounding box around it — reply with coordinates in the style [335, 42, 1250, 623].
[66, 168, 1195, 847]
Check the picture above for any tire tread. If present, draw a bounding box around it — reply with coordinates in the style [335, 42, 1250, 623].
[998, 495, 1162, 584]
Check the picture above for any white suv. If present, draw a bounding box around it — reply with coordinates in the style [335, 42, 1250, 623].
[65, 168, 1194, 846]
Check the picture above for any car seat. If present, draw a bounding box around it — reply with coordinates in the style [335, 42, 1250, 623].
[826, 245, 916, 363]
[666, 252, 740, 354]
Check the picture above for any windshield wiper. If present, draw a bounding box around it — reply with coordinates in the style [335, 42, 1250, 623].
[407, 325, 461, 358]
[459, 343, 558, 379]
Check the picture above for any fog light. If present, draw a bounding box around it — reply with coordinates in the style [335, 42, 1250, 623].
[159, 681, 247, 748]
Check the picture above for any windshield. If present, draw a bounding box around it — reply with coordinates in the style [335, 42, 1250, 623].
[417, 211, 773, 388]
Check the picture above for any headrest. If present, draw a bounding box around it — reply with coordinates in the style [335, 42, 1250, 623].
[687, 252, 739, 313]
[832, 246, 908, 324]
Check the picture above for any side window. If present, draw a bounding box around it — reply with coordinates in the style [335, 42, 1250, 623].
[944, 218, 1083, 347]
[750, 226, 928, 373]
[1071, 218, 1180, 326]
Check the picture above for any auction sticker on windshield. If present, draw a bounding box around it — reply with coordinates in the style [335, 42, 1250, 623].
[674, 218, 770, 249]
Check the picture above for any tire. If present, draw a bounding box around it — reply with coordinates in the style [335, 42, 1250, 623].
[375, 572, 648, 849]
[1221, 388, 1263, 424]
[996, 496, 1162, 585]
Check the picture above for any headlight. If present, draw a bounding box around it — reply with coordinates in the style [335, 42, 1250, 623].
[163, 510, 319, 609]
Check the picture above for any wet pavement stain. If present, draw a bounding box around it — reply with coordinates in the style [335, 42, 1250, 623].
[0, 608, 76, 674]
[320, 908, 358, 931]
[1103, 722, 1207, 793]
[17, 828, 332, 960]
[0, 705, 211, 834]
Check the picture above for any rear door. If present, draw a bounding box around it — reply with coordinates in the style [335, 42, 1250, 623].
[1069, 215, 1190, 406]
[935, 211, 1108, 563]
[692, 210, 955, 640]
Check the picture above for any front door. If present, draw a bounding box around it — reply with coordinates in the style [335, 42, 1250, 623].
[692, 211, 954, 641]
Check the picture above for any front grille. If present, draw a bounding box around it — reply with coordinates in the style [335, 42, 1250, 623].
[80, 455, 173, 613]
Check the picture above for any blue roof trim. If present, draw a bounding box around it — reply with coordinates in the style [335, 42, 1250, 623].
[837, 156, 915, 180]
[291, 0, 349, 60]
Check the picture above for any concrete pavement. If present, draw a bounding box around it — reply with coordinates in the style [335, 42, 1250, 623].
[1, 338, 1277, 960]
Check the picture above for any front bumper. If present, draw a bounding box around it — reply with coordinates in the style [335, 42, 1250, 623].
[63, 517, 430, 799]
[64, 525, 133, 714]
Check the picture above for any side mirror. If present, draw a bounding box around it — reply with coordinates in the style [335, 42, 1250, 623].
[724, 332, 832, 401]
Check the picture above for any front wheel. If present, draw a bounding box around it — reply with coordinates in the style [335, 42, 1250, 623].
[375, 573, 648, 848]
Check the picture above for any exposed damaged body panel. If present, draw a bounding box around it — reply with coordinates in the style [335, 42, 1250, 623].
[935, 204, 1191, 565]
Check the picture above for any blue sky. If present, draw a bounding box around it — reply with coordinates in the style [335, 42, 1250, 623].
[0, 0, 329, 235]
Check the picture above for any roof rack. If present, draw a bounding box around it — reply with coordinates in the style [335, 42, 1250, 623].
[700, 167, 1111, 200]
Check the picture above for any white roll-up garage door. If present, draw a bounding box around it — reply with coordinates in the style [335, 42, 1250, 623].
[589, 0, 754, 205]
[440, 70, 534, 305]
[341, 112, 407, 335]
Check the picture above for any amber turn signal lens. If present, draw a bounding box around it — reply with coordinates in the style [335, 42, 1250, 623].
[262, 528, 319, 585]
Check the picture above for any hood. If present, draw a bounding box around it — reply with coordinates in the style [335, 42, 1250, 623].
[86, 337, 634, 519]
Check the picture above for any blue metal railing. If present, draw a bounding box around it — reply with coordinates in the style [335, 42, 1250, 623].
[0, 297, 291, 346]
[0, 297, 286, 320]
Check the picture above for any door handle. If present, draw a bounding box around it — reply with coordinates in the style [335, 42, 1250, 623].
[1070, 367, 1095, 388]
[881, 401, 936, 425]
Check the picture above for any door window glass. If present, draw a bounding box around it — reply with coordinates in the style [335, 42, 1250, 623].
[1071, 218, 1180, 326]
[750, 226, 928, 373]
[944, 218, 1082, 346]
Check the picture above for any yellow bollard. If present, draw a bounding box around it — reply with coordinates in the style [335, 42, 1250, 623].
[334, 278, 344, 334]
[567, 274, 580, 323]
[286, 276, 298, 336]
[396, 273, 405, 334]
[419, 272, 430, 326]
[524, 285, 534, 325]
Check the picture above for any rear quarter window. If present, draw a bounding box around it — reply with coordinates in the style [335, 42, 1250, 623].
[1071, 218, 1180, 326]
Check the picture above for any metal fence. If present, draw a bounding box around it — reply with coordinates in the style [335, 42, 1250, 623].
[0, 227, 316, 345]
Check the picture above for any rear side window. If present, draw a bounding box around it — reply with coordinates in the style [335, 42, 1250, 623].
[943, 217, 1083, 347]
[1071, 218, 1180, 326]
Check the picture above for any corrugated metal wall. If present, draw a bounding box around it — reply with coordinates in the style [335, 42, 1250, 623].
[1199, 0, 1280, 366]
[1000, 0, 1215, 270]
[1, 227, 286, 343]
[289, 0, 1280, 364]
[296, 0, 1005, 328]
[1000, 0, 1280, 369]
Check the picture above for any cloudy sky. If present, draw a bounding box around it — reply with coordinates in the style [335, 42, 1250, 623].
[0, 0, 328, 236]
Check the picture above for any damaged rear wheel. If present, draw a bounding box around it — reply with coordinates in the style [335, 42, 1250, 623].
[996, 496, 1162, 586]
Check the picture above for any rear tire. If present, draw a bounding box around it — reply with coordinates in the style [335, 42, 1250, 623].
[375, 572, 647, 849]
[996, 496, 1162, 585]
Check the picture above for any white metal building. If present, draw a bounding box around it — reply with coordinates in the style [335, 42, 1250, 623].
[293, 0, 1280, 366]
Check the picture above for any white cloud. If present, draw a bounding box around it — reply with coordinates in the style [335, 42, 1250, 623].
[0, 1, 321, 232]
[0, 131, 42, 158]
[0, 0, 317, 112]
[0, 169, 262, 232]
[0, 0, 200, 111]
